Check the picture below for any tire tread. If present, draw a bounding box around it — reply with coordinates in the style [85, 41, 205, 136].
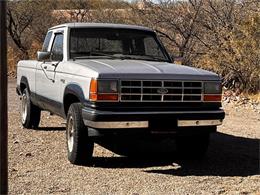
[66, 103, 94, 165]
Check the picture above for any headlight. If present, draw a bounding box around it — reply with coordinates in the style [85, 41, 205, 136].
[90, 79, 118, 102]
[204, 82, 222, 94]
[98, 80, 118, 93]
[203, 81, 222, 102]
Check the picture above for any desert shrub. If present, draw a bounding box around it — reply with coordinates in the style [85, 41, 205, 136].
[195, 3, 260, 93]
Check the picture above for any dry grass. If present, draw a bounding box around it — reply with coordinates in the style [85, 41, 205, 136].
[241, 92, 260, 103]
[249, 93, 260, 102]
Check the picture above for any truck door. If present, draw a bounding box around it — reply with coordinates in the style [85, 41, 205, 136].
[36, 31, 64, 115]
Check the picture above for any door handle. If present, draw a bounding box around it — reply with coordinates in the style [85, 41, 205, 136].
[43, 65, 47, 69]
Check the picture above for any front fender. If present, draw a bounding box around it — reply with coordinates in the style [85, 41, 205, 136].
[17, 76, 30, 95]
[63, 83, 86, 103]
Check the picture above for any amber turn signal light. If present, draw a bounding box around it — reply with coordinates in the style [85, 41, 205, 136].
[90, 79, 97, 94]
[90, 79, 98, 101]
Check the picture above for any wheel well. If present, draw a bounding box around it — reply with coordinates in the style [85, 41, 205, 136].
[64, 94, 80, 116]
[20, 83, 27, 93]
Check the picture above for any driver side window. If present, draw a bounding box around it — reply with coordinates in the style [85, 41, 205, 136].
[51, 33, 64, 61]
[42, 31, 52, 52]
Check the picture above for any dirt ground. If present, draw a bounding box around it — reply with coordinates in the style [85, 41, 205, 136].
[8, 79, 260, 194]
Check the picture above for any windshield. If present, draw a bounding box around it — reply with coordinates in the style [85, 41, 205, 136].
[69, 28, 170, 62]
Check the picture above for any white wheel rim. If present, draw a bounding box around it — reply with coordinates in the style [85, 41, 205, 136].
[21, 94, 27, 124]
[67, 116, 74, 153]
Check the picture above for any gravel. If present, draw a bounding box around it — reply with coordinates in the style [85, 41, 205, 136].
[8, 79, 260, 194]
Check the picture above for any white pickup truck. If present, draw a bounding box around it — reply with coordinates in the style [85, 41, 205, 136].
[17, 23, 225, 165]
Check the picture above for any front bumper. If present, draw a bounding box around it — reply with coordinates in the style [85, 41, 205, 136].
[82, 108, 225, 130]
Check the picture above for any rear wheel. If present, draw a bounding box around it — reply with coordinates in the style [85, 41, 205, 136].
[176, 133, 210, 159]
[66, 103, 94, 165]
[21, 88, 41, 129]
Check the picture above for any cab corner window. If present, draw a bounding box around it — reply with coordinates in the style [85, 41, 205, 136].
[51, 33, 64, 61]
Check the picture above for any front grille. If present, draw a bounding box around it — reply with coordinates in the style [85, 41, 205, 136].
[120, 80, 203, 102]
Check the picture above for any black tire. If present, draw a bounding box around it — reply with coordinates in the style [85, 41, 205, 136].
[176, 133, 210, 159]
[21, 88, 41, 129]
[66, 103, 94, 165]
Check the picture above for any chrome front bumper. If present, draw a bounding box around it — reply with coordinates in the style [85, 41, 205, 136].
[84, 120, 149, 129]
[82, 108, 225, 129]
[177, 119, 223, 127]
[83, 119, 223, 129]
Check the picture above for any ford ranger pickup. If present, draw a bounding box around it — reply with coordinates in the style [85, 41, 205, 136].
[16, 23, 225, 165]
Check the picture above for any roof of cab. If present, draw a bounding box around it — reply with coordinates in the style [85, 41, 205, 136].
[49, 23, 153, 32]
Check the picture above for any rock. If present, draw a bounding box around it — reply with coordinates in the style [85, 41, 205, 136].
[11, 168, 18, 172]
[13, 140, 19, 144]
[25, 152, 32, 157]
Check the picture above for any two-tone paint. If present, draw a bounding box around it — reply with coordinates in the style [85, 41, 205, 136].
[17, 23, 225, 134]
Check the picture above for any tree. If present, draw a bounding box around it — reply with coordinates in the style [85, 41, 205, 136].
[7, 0, 56, 59]
[131, 0, 205, 65]
[55, 0, 129, 23]
[56, 0, 91, 22]
[196, 0, 260, 92]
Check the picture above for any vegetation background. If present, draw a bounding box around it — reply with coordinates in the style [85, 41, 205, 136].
[6, 0, 260, 94]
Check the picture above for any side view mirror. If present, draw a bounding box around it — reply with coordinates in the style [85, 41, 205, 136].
[37, 51, 51, 62]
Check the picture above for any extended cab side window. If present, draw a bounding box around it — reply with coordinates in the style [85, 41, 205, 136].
[51, 33, 64, 61]
[42, 31, 53, 52]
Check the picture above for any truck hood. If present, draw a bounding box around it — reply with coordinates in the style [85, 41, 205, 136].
[73, 59, 219, 81]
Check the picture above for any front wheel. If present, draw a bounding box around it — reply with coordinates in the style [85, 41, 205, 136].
[21, 88, 41, 129]
[176, 133, 210, 159]
[66, 103, 94, 165]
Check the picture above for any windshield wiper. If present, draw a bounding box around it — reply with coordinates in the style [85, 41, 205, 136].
[115, 55, 168, 62]
[89, 52, 119, 59]
[141, 55, 168, 62]
[73, 52, 119, 60]
[73, 52, 168, 62]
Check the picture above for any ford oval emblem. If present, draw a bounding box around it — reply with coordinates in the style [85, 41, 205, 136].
[157, 88, 168, 94]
